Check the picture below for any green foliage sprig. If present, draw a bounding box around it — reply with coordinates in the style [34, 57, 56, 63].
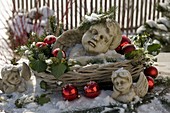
[130, 33, 161, 57]
[131, 33, 161, 55]
[17, 33, 69, 79]
[78, 6, 116, 31]
[16, 16, 69, 79]
[15, 94, 51, 108]
[127, 33, 161, 67]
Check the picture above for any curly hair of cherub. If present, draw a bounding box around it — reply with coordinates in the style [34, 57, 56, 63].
[111, 68, 133, 85]
[1, 66, 20, 82]
[105, 19, 122, 50]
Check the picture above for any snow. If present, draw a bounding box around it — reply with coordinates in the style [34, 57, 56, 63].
[7, 6, 55, 37]
[137, 98, 169, 113]
[159, 0, 170, 10]
[136, 25, 146, 34]
[38, 6, 54, 20]
[137, 16, 170, 44]
[84, 13, 104, 22]
[145, 20, 158, 28]
[156, 24, 168, 31]
[157, 17, 170, 28]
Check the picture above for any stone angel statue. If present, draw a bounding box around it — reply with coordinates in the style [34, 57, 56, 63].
[111, 68, 148, 103]
[0, 62, 31, 94]
[52, 13, 123, 65]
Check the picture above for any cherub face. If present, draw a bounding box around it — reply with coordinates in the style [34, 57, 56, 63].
[82, 24, 113, 53]
[113, 77, 131, 93]
[7, 72, 21, 85]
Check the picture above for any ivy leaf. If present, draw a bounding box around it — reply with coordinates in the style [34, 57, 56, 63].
[29, 60, 47, 72]
[57, 50, 63, 60]
[36, 94, 50, 106]
[40, 80, 48, 90]
[125, 49, 144, 59]
[15, 99, 23, 108]
[51, 63, 67, 79]
[38, 53, 46, 60]
[147, 44, 161, 55]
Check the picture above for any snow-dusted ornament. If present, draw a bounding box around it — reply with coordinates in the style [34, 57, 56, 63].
[0, 62, 31, 94]
[111, 68, 148, 103]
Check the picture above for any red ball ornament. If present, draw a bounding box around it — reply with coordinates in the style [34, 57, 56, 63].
[52, 48, 66, 58]
[44, 35, 57, 45]
[121, 35, 131, 44]
[122, 44, 136, 54]
[84, 81, 100, 98]
[115, 35, 131, 54]
[146, 76, 155, 91]
[144, 66, 158, 78]
[62, 84, 79, 101]
[35, 42, 47, 48]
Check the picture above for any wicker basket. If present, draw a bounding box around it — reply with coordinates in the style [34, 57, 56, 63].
[33, 57, 145, 90]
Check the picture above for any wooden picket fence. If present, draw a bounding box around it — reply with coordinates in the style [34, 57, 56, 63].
[12, 0, 165, 35]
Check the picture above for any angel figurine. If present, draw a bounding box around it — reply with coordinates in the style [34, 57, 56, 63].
[0, 62, 31, 94]
[111, 68, 148, 103]
[52, 13, 123, 65]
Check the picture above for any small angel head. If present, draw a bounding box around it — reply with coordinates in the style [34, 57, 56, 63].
[82, 19, 122, 54]
[1, 66, 21, 85]
[111, 68, 132, 94]
[0, 62, 31, 94]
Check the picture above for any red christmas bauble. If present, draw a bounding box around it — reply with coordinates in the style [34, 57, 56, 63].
[146, 76, 155, 91]
[115, 35, 131, 54]
[122, 44, 136, 54]
[35, 42, 47, 48]
[84, 81, 100, 98]
[52, 48, 66, 58]
[144, 66, 158, 78]
[62, 84, 79, 101]
[44, 35, 57, 45]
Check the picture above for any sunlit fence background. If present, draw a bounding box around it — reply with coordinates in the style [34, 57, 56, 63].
[12, 0, 165, 34]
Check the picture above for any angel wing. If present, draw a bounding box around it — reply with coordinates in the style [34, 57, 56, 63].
[134, 72, 148, 97]
[52, 29, 84, 52]
[21, 62, 31, 81]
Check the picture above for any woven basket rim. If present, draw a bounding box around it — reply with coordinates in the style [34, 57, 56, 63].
[33, 57, 145, 90]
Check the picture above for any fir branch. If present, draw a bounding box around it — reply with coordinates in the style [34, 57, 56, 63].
[106, 57, 117, 63]
[155, 76, 170, 87]
[49, 16, 57, 34]
[87, 58, 104, 64]
[78, 6, 116, 31]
